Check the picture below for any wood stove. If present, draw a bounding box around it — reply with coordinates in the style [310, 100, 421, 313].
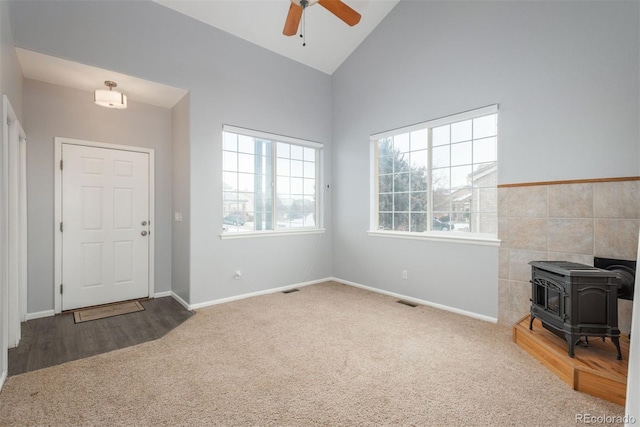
[528, 261, 622, 360]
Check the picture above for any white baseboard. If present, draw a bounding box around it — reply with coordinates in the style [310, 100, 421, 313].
[330, 277, 498, 324]
[0, 369, 6, 393]
[153, 291, 172, 298]
[24, 309, 55, 321]
[189, 277, 332, 311]
[170, 292, 191, 311]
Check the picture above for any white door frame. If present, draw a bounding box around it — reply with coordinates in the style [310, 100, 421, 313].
[2, 95, 27, 386]
[54, 137, 155, 314]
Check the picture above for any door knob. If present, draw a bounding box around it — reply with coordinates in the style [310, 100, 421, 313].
[141, 230, 148, 236]
[141, 221, 148, 226]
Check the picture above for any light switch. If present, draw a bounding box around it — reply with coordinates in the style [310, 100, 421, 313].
[174, 212, 183, 222]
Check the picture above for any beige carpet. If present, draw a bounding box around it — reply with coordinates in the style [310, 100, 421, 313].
[0, 282, 624, 426]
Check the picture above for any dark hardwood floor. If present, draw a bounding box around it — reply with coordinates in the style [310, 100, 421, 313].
[8, 297, 195, 376]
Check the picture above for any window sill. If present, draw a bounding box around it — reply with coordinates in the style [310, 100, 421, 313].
[367, 230, 501, 247]
[220, 228, 326, 240]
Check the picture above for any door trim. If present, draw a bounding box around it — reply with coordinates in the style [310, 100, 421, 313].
[54, 137, 155, 314]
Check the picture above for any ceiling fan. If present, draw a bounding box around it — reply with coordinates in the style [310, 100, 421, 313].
[283, 0, 361, 37]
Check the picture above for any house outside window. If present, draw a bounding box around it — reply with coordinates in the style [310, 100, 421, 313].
[370, 105, 498, 239]
[222, 125, 323, 237]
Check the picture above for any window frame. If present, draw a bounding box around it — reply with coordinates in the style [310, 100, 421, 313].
[368, 105, 500, 246]
[220, 125, 325, 240]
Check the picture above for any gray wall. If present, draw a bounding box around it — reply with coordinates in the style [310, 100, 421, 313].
[23, 79, 173, 313]
[171, 93, 190, 302]
[330, 1, 639, 318]
[11, 0, 333, 307]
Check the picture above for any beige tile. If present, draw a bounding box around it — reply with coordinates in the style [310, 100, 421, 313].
[508, 218, 547, 250]
[547, 252, 593, 265]
[594, 219, 640, 260]
[498, 279, 510, 317]
[548, 183, 593, 218]
[618, 299, 633, 336]
[508, 310, 527, 326]
[508, 186, 547, 218]
[509, 249, 547, 282]
[498, 218, 509, 246]
[547, 218, 593, 254]
[594, 180, 640, 219]
[498, 187, 509, 218]
[499, 248, 510, 279]
[509, 280, 531, 315]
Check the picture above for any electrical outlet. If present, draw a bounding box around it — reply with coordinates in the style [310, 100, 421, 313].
[402, 270, 408, 280]
[234, 270, 242, 280]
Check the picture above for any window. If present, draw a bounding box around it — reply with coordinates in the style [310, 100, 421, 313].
[222, 125, 322, 236]
[371, 105, 498, 237]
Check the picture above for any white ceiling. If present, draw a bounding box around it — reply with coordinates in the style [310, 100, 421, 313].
[154, 0, 399, 75]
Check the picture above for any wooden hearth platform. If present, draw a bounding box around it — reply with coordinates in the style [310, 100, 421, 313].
[513, 315, 629, 406]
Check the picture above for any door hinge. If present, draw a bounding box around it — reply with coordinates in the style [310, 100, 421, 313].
[60, 284, 63, 294]
[60, 159, 63, 170]
[60, 222, 63, 232]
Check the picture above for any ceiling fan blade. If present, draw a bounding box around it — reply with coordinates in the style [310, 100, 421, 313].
[283, 3, 303, 36]
[318, 0, 361, 26]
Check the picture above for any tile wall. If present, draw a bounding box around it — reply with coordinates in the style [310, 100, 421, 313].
[498, 179, 640, 335]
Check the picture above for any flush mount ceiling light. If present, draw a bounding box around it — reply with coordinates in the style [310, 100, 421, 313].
[94, 80, 127, 109]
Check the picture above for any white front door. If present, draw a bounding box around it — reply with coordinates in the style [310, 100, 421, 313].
[61, 144, 150, 311]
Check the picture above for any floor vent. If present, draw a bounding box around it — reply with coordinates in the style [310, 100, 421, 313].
[397, 300, 418, 308]
[282, 288, 300, 294]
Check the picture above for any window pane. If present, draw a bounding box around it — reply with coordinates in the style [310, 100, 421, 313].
[451, 141, 472, 166]
[238, 135, 255, 154]
[433, 192, 450, 212]
[393, 213, 409, 231]
[394, 133, 410, 153]
[432, 145, 450, 168]
[394, 152, 410, 174]
[432, 168, 450, 191]
[433, 213, 453, 231]
[277, 176, 290, 194]
[379, 155, 394, 175]
[291, 160, 304, 177]
[411, 192, 428, 212]
[223, 151, 237, 172]
[411, 171, 427, 192]
[379, 174, 393, 193]
[410, 129, 428, 151]
[379, 213, 392, 230]
[473, 114, 497, 139]
[451, 165, 472, 188]
[277, 142, 290, 158]
[291, 144, 304, 160]
[432, 125, 450, 146]
[303, 178, 315, 195]
[303, 147, 315, 162]
[379, 193, 393, 211]
[223, 132, 237, 151]
[291, 177, 303, 194]
[394, 173, 410, 192]
[237, 173, 255, 192]
[411, 213, 428, 232]
[451, 120, 472, 143]
[303, 161, 315, 178]
[473, 162, 497, 187]
[473, 137, 497, 163]
[277, 157, 290, 176]
[223, 171, 237, 189]
[238, 153, 254, 173]
[410, 150, 428, 169]
[394, 192, 410, 212]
